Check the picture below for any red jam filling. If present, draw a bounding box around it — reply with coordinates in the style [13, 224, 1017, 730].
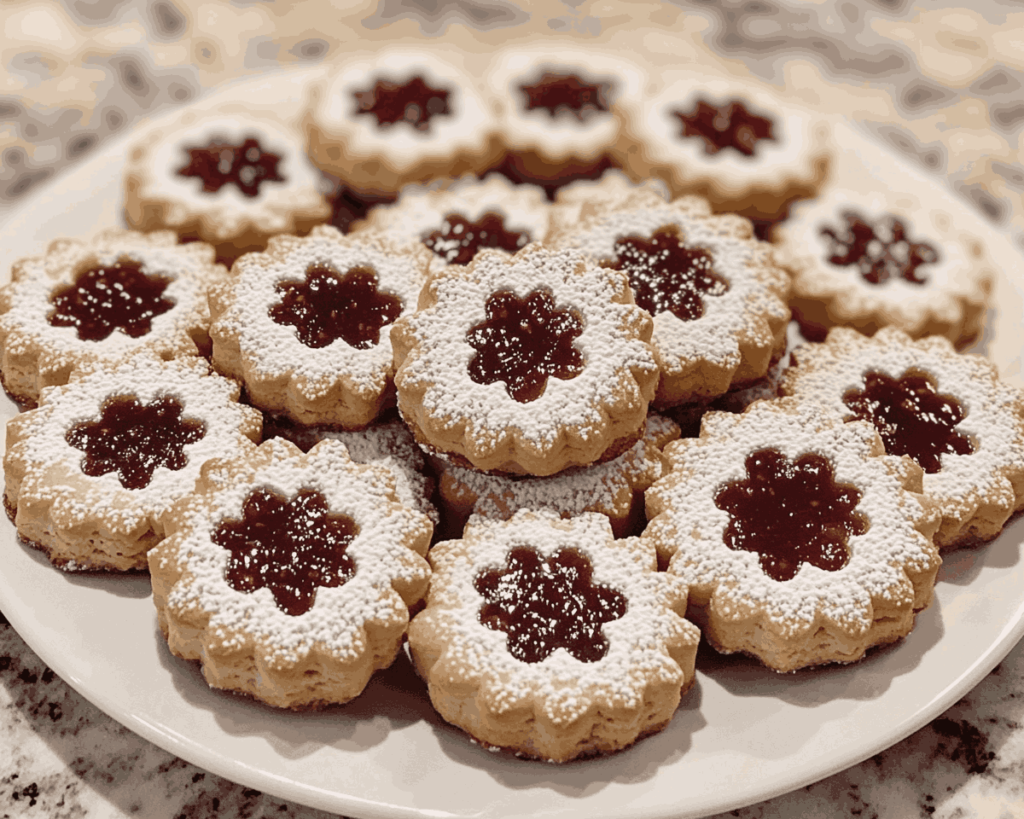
[65, 395, 205, 490]
[176, 137, 284, 198]
[843, 370, 974, 474]
[48, 258, 175, 342]
[607, 226, 728, 321]
[214, 487, 357, 617]
[466, 289, 585, 403]
[269, 264, 402, 350]
[353, 76, 451, 132]
[714, 448, 867, 581]
[475, 545, 627, 663]
[518, 72, 611, 121]
[422, 212, 529, 266]
[820, 211, 939, 286]
[673, 99, 776, 157]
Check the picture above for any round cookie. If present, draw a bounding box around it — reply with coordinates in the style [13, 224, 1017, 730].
[391, 244, 659, 476]
[407, 509, 699, 762]
[4, 355, 262, 572]
[0, 229, 226, 407]
[644, 397, 941, 673]
[150, 437, 432, 709]
[780, 326, 1024, 549]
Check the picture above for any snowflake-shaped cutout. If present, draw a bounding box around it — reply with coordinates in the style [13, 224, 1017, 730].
[352, 76, 451, 132]
[518, 72, 611, 121]
[176, 137, 285, 198]
[820, 211, 940, 285]
[673, 99, 775, 157]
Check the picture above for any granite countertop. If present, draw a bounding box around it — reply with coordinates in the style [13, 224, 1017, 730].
[4, 1, 1024, 817]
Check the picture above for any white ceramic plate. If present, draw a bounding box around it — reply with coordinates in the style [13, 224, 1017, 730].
[1, 69, 1023, 819]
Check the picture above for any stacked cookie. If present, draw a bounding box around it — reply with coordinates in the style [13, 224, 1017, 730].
[2, 44, 1021, 765]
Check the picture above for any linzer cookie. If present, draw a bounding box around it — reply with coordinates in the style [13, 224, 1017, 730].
[209, 226, 431, 428]
[407, 510, 698, 761]
[391, 244, 659, 476]
[644, 398, 941, 672]
[0, 229, 226, 407]
[777, 187, 993, 345]
[485, 45, 647, 165]
[304, 47, 500, 194]
[149, 437, 432, 709]
[350, 175, 549, 276]
[4, 355, 261, 572]
[435, 413, 679, 537]
[547, 194, 790, 407]
[617, 71, 831, 217]
[124, 107, 330, 260]
[780, 327, 1024, 549]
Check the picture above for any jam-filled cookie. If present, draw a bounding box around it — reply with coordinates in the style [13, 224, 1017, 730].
[485, 45, 647, 166]
[304, 47, 501, 195]
[209, 225, 431, 428]
[391, 244, 659, 476]
[408, 510, 698, 762]
[435, 413, 679, 537]
[149, 437, 432, 709]
[644, 397, 941, 672]
[780, 327, 1024, 549]
[547, 194, 791, 408]
[261, 414, 439, 526]
[0, 229, 226, 407]
[776, 187, 993, 346]
[618, 71, 832, 218]
[350, 175, 549, 276]
[4, 355, 262, 572]
[124, 107, 330, 261]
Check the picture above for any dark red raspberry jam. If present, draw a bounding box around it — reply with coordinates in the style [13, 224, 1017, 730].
[820, 211, 939, 286]
[518, 72, 611, 121]
[422, 212, 528, 266]
[176, 137, 284, 198]
[673, 99, 775, 156]
[353, 76, 451, 132]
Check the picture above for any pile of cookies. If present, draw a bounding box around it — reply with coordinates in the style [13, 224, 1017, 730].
[2, 45, 1022, 765]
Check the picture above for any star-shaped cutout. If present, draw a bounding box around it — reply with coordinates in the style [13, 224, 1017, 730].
[466, 288, 585, 403]
[48, 258, 175, 342]
[607, 226, 728, 322]
[518, 72, 611, 121]
[214, 487, 358, 617]
[176, 137, 285, 198]
[65, 395, 206, 490]
[475, 545, 627, 663]
[673, 99, 776, 157]
[352, 76, 451, 132]
[269, 263, 403, 350]
[820, 211, 940, 286]
[421, 212, 529, 266]
[714, 448, 867, 581]
[843, 370, 974, 474]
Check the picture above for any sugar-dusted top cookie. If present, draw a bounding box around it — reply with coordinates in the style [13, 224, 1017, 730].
[304, 47, 501, 194]
[780, 326, 1024, 549]
[485, 44, 647, 164]
[210, 225, 432, 428]
[618, 70, 832, 216]
[776, 185, 994, 346]
[150, 437, 432, 709]
[124, 107, 330, 260]
[4, 355, 262, 572]
[391, 244, 659, 476]
[644, 397, 941, 672]
[547, 194, 790, 407]
[408, 509, 699, 762]
[0, 229, 226, 407]
[350, 175, 550, 276]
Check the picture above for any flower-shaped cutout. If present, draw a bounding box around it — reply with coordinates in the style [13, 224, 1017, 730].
[353, 76, 451, 132]
[518, 72, 610, 121]
[422, 212, 529, 266]
[475, 545, 627, 663]
[66, 394, 206, 491]
[215, 487, 358, 617]
[176, 137, 285, 198]
[466, 288, 585, 403]
[820, 211, 939, 286]
[48, 257, 175, 342]
[673, 99, 776, 157]
[269, 263, 402, 350]
[607, 225, 728, 322]
[714, 448, 867, 582]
